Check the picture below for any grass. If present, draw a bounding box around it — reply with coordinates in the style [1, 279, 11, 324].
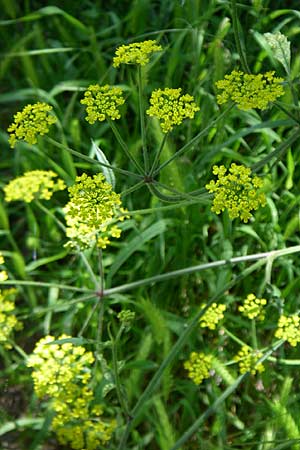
[1, 1, 300, 449]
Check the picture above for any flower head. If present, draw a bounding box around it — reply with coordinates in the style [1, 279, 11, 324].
[8, 102, 56, 148]
[0, 288, 22, 348]
[146, 88, 199, 133]
[275, 314, 300, 346]
[205, 163, 266, 222]
[64, 173, 127, 250]
[28, 335, 116, 449]
[113, 40, 162, 67]
[199, 303, 227, 330]
[215, 70, 284, 110]
[184, 352, 213, 385]
[3, 170, 66, 203]
[234, 345, 264, 375]
[238, 293, 267, 321]
[81, 84, 125, 124]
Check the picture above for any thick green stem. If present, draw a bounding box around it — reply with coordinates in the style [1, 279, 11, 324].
[138, 65, 149, 172]
[108, 119, 144, 175]
[149, 133, 168, 176]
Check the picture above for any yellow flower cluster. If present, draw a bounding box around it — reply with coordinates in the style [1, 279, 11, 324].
[81, 84, 125, 124]
[64, 173, 127, 249]
[146, 88, 200, 133]
[0, 252, 8, 282]
[275, 314, 300, 347]
[215, 70, 284, 110]
[205, 163, 266, 222]
[238, 293, 267, 321]
[7, 102, 57, 148]
[234, 345, 264, 375]
[199, 303, 227, 330]
[27, 335, 116, 449]
[184, 352, 213, 385]
[117, 309, 136, 328]
[3, 170, 66, 203]
[0, 288, 22, 348]
[113, 40, 162, 67]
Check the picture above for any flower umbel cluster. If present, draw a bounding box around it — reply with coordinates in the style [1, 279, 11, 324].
[184, 352, 213, 385]
[113, 40, 162, 67]
[81, 84, 125, 124]
[238, 294, 267, 321]
[205, 164, 266, 222]
[234, 345, 264, 375]
[275, 314, 300, 347]
[146, 88, 199, 133]
[0, 288, 22, 348]
[4, 170, 66, 203]
[27, 335, 116, 449]
[64, 173, 127, 249]
[199, 303, 227, 330]
[215, 70, 284, 110]
[8, 102, 57, 148]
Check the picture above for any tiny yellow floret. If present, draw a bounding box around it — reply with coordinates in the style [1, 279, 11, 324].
[81, 84, 125, 123]
[146, 88, 199, 133]
[275, 314, 300, 346]
[215, 70, 284, 110]
[205, 163, 266, 222]
[113, 40, 162, 67]
[184, 352, 213, 385]
[0, 288, 22, 348]
[7, 102, 56, 148]
[238, 293, 267, 321]
[199, 303, 227, 330]
[3, 170, 66, 203]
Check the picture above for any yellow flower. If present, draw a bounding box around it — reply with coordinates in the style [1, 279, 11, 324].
[0, 288, 22, 348]
[184, 352, 213, 385]
[205, 163, 266, 222]
[275, 314, 300, 346]
[146, 87, 199, 133]
[215, 70, 284, 110]
[64, 173, 126, 249]
[199, 303, 227, 330]
[8, 102, 57, 148]
[81, 84, 125, 124]
[3, 170, 66, 203]
[238, 293, 267, 321]
[113, 40, 162, 67]
[234, 345, 264, 375]
[27, 335, 116, 449]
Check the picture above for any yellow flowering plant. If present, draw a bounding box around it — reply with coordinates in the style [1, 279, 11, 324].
[2, 12, 300, 450]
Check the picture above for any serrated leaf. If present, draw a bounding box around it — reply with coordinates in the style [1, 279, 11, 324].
[263, 31, 291, 74]
[91, 140, 116, 188]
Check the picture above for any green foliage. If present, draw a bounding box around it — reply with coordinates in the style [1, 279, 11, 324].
[1, 1, 300, 450]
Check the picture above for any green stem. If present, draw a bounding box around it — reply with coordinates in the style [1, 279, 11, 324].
[78, 299, 99, 337]
[45, 136, 143, 180]
[251, 319, 258, 349]
[0, 279, 93, 293]
[108, 119, 144, 175]
[109, 325, 131, 418]
[231, 0, 250, 73]
[105, 245, 300, 297]
[117, 259, 266, 449]
[120, 180, 145, 198]
[138, 65, 149, 172]
[35, 200, 66, 232]
[222, 327, 248, 347]
[274, 101, 300, 124]
[153, 104, 234, 176]
[149, 133, 168, 176]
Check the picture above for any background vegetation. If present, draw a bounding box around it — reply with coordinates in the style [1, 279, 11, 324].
[1, 1, 300, 449]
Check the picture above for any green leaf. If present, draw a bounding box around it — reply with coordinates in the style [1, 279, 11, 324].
[91, 140, 116, 189]
[263, 31, 291, 74]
